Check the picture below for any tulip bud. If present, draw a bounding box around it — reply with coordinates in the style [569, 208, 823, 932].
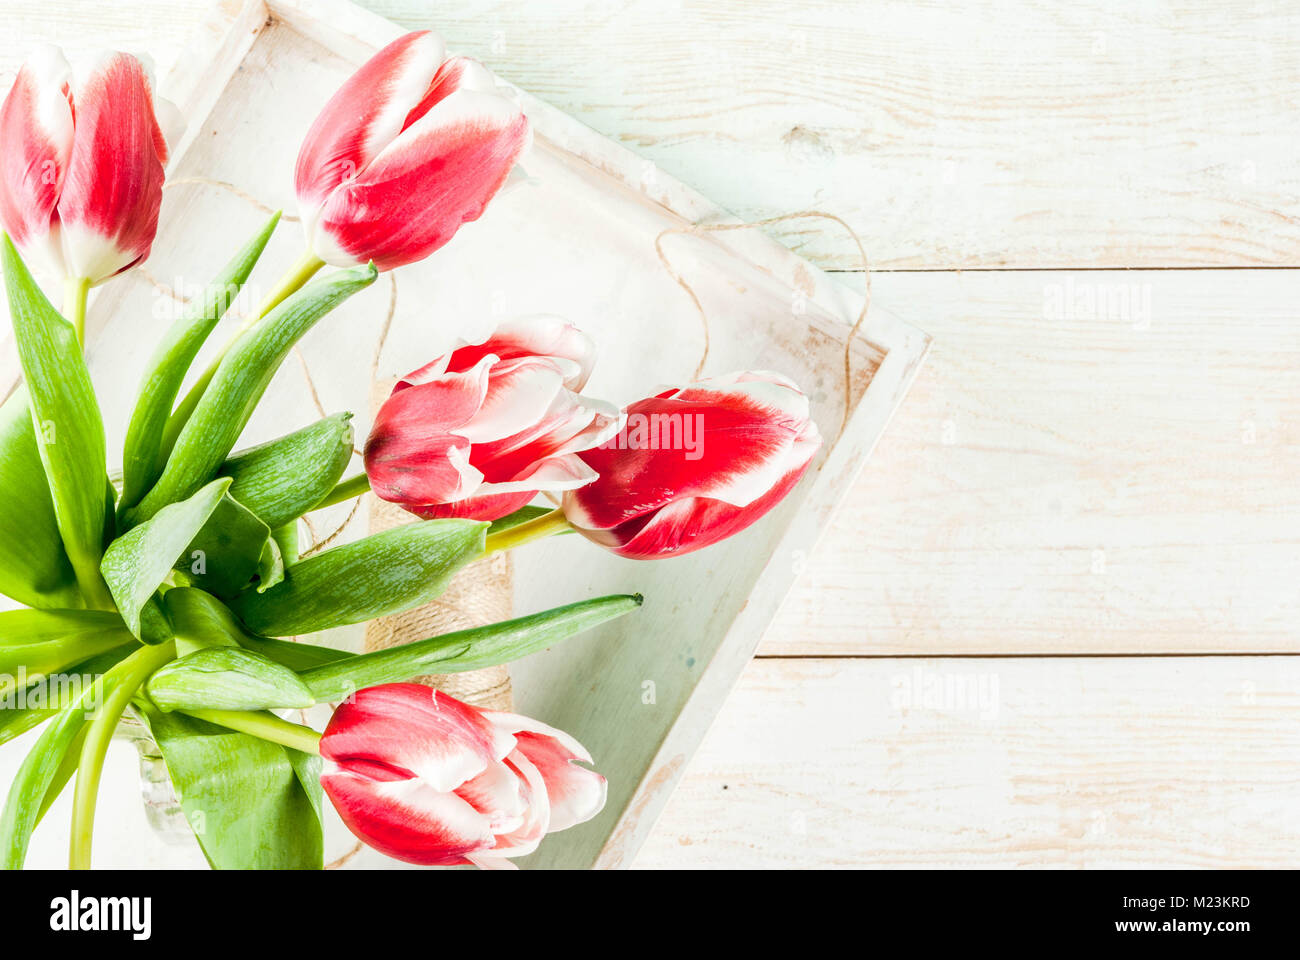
[294, 31, 531, 271]
[320, 683, 606, 868]
[563, 371, 823, 558]
[364, 317, 619, 522]
[0, 45, 171, 285]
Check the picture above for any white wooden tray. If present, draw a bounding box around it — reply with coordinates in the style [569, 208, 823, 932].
[0, 0, 929, 868]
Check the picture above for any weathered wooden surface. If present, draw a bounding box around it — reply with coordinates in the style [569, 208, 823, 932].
[767, 268, 1300, 656]
[641, 657, 1300, 868]
[8, 0, 1300, 271]
[2, 0, 1298, 867]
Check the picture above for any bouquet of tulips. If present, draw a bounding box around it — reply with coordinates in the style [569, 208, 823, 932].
[0, 32, 821, 869]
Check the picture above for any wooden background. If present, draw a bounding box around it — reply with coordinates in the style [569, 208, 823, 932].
[3, 0, 1297, 866]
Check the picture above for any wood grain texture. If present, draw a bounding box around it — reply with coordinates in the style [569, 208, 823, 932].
[639, 657, 1300, 867]
[364, 0, 1300, 270]
[2, 0, 1298, 870]
[9, 0, 1300, 270]
[765, 269, 1300, 655]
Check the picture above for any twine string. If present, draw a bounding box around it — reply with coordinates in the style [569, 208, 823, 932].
[653, 210, 873, 438]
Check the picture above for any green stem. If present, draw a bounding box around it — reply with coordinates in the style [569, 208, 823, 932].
[69, 641, 176, 869]
[483, 507, 571, 554]
[58, 275, 115, 609]
[62, 276, 90, 347]
[179, 708, 322, 755]
[158, 250, 326, 461]
[313, 472, 370, 511]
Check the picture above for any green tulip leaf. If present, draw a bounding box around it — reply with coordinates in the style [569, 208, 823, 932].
[178, 493, 272, 600]
[0, 695, 96, 868]
[138, 704, 323, 869]
[0, 627, 135, 699]
[119, 212, 281, 510]
[255, 535, 285, 594]
[272, 522, 299, 568]
[300, 593, 643, 702]
[0, 643, 153, 869]
[146, 647, 314, 713]
[239, 634, 351, 671]
[163, 587, 347, 669]
[0, 645, 135, 748]
[127, 263, 377, 526]
[230, 518, 486, 637]
[218, 413, 355, 530]
[0, 391, 81, 608]
[0, 236, 111, 608]
[486, 504, 560, 535]
[0, 608, 125, 646]
[101, 478, 231, 641]
[163, 585, 246, 655]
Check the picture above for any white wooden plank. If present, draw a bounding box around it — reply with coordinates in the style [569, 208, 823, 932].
[763, 268, 1300, 656]
[7, 0, 1300, 270]
[363, 0, 1300, 270]
[638, 657, 1300, 868]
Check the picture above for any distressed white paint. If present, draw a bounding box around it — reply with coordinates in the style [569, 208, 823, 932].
[768, 268, 1300, 656]
[642, 657, 1300, 868]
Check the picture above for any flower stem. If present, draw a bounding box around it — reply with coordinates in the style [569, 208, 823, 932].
[159, 249, 326, 458]
[179, 708, 322, 756]
[62, 276, 90, 347]
[59, 275, 115, 608]
[483, 507, 572, 554]
[69, 641, 176, 869]
[313, 472, 371, 511]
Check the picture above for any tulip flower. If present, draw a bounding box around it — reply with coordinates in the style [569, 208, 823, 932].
[364, 317, 619, 522]
[562, 371, 823, 559]
[320, 683, 606, 868]
[0, 45, 170, 293]
[294, 30, 531, 271]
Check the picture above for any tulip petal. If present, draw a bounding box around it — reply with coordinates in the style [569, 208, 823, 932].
[486, 711, 606, 833]
[513, 732, 607, 832]
[454, 758, 528, 835]
[458, 356, 568, 444]
[473, 391, 619, 481]
[566, 394, 813, 531]
[480, 452, 599, 496]
[603, 451, 814, 559]
[322, 767, 495, 866]
[312, 85, 529, 269]
[482, 751, 549, 859]
[294, 30, 446, 233]
[403, 488, 538, 523]
[0, 44, 74, 277]
[57, 51, 168, 283]
[365, 357, 494, 504]
[446, 316, 598, 390]
[564, 370, 823, 557]
[321, 684, 515, 793]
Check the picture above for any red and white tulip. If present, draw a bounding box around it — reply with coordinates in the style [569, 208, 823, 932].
[294, 30, 531, 272]
[563, 371, 822, 559]
[320, 684, 606, 868]
[364, 317, 619, 522]
[0, 45, 171, 284]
